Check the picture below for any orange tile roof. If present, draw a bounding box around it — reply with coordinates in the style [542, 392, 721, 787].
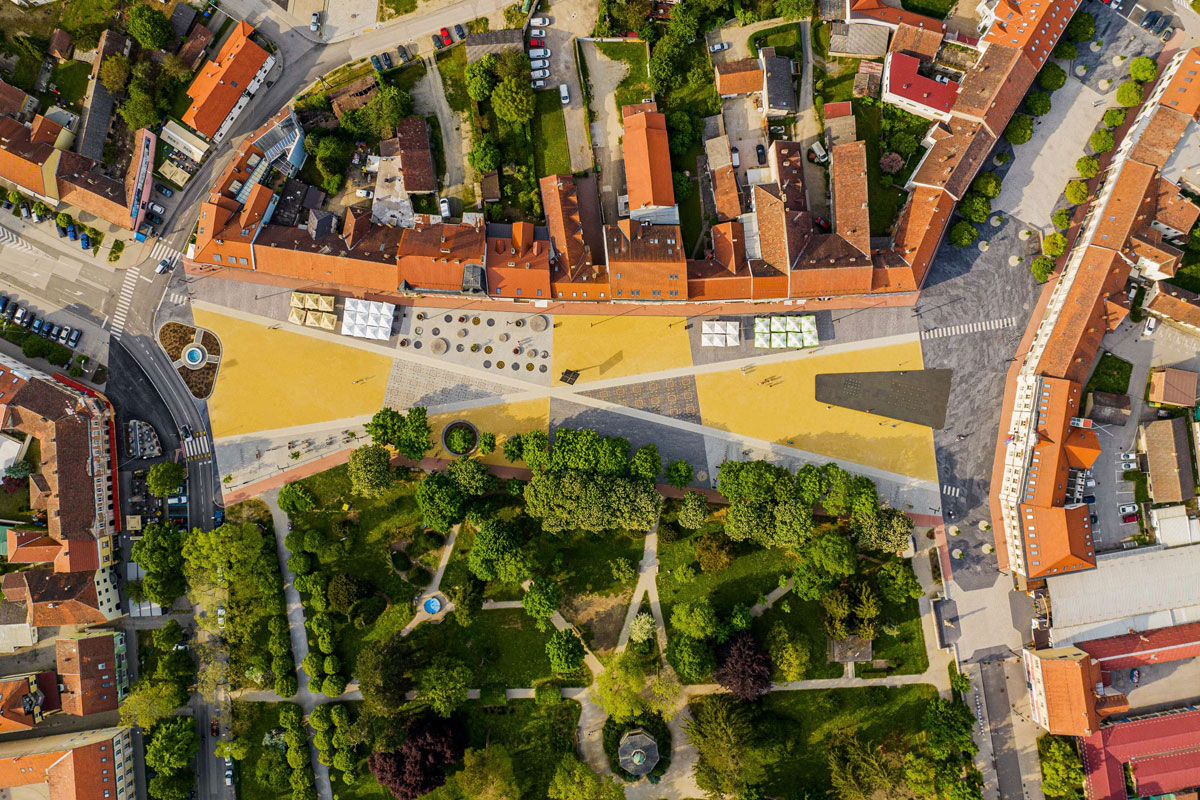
[0, 116, 52, 196]
[1036, 247, 1130, 383]
[909, 119, 996, 199]
[715, 59, 763, 95]
[0, 727, 129, 800]
[540, 174, 589, 274]
[711, 221, 746, 273]
[606, 221, 686, 299]
[1131, 107, 1192, 168]
[0, 80, 30, 118]
[182, 21, 269, 138]
[253, 223, 405, 292]
[6, 530, 62, 564]
[983, 0, 1080, 69]
[711, 164, 740, 221]
[1031, 647, 1103, 736]
[30, 115, 64, 146]
[889, 22, 944, 61]
[396, 221, 486, 292]
[1149, 367, 1198, 407]
[485, 225, 552, 299]
[850, 0, 946, 31]
[2, 568, 108, 627]
[951, 44, 1038, 137]
[623, 109, 675, 212]
[1093, 160, 1157, 253]
[1157, 47, 1200, 119]
[1149, 282, 1200, 329]
[754, 183, 811, 273]
[1156, 178, 1200, 236]
[888, 186, 954, 287]
[0, 672, 58, 732]
[831, 141, 870, 256]
[56, 633, 120, 716]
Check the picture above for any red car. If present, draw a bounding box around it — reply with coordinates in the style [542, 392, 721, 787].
[440, 27, 453, 46]
[210, 721, 219, 737]
[529, 37, 545, 46]
[1121, 513, 1138, 524]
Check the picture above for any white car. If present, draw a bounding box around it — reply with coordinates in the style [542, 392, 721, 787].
[531, 68, 549, 79]
[530, 58, 549, 69]
[529, 47, 551, 58]
[559, 83, 569, 105]
[530, 79, 546, 89]
[1144, 316, 1158, 335]
[1118, 503, 1138, 515]
[1119, 452, 1137, 461]
[156, 258, 173, 274]
[530, 16, 550, 26]
[310, 12, 320, 31]
[356, 188, 373, 198]
[439, 197, 451, 219]
[709, 42, 731, 52]
[529, 28, 546, 37]
[148, 202, 166, 215]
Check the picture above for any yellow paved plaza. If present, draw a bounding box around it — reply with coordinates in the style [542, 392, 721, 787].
[195, 308, 393, 438]
[694, 341, 938, 481]
[428, 399, 550, 466]
[553, 314, 693, 383]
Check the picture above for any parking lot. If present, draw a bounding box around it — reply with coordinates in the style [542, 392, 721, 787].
[721, 95, 770, 186]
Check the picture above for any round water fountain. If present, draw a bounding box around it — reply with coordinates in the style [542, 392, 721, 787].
[181, 343, 207, 370]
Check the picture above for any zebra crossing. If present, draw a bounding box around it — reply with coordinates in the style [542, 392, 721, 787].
[0, 226, 41, 255]
[920, 316, 1016, 340]
[942, 484, 964, 499]
[165, 291, 190, 305]
[182, 432, 211, 463]
[148, 240, 182, 264]
[109, 266, 141, 339]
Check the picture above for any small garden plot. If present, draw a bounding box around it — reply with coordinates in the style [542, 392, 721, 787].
[751, 596, 845, 680]
[855, 572, 928, 677]
[595, 41, 652, 109]
[1084, 352, 1133, 396]
[229, 702, 292, 800]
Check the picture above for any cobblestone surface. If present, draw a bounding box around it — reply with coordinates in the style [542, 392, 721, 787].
[382, 359, 509, 411]
[582, 375, 703, 424]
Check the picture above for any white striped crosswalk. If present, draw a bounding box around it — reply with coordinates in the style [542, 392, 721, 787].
[183, 432, 211, 463]
[942, 484, 964, 498]
[148, 240, 181, 263]
[109, 266, 141, 339]
[0, 226, 41, 255]
[921, 316, 1016, 340]
[166, 292, 190, 305]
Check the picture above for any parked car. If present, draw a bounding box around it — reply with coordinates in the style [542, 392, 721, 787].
[0, 296, 7, 314]
[1121, 512, 1139, 524]
[148, 202, 165, 215]
[709, 41, 731, 52]
[216, 605, 226, 630]
[19, 204, 28, 219]
[55, 224, 66, 237]
[531, 58, 549, 69]
[454, 23, 466, 39]
[67, 224, 77, 240]
[1083, 494, 1096, 504]
[756, 143, 766, 164]
[397, 44, 410, 62]
[814, 216, 831, 232]
[224, 770, 233, 788]
[47, 325, 60, 340]
[731, 146, 740, 167]
[530, 15, 550, 25]
[1161, 25, 1175, 41]
[1, 198, 11, 210]
[439, 197, 451, 219]
[559, 83, 569, 104]
[30, 210, 41, 223]
[531, 68, 550, 79]
[356, 188, 373, 198]
[440, 27, 453, 45]
[529, 47, 550, 58]
[1140, 9, 1160, 28]
[529, 37, 545, 46]
[145, 212, 163, 225]
[30, 319, 42, 336]
[155, 183, 174, 198]
[58, 326, 71, 344]
[1090, 513, 1098, 525]
[529, 28, 546, 37]
[156, 258, 173, 274]
[1152, 14, 1171, 35]
[1119, 452, 1136, 461]
[67, 329, 81, 348]
[370, 54, 383, 71]
[382, 52, 393, 69]
[80, 233, 90, 249]
[1144, 316, 1158, 335]
[432, 33, 444, 49]
[310, 11, 320, 31]
[530, 79, 546, 89]
[22, 313, 34, 329]
[7, 305, 20, 323]
[1118, 503, 1139, 515]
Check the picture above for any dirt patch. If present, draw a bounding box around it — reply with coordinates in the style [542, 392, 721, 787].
[565, 588, 633, 656]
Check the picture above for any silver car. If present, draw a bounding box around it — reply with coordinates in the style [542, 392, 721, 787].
[529, 28, 546, 37]
[531, 68, 549, 79]
[530, 58, 549, 69]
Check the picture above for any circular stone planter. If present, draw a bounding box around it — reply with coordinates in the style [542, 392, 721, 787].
[989, 216, 1002, 227]
[181, 343, 208, 370]
[1019, 229, 1032, 240]
[529, 315, 549, 332]
[1008, 256, 1022, 267]
[1090, 41, 1102, 52]
[431, 338, 449, 355]
[442, 420, 479, 456]
[952, 548, 964, 560]
[978, 241, 990, 252]
[1074, 65, 1088, 76]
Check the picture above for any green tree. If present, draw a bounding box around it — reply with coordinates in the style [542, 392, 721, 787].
[454, 747, 521, 800]
[672, 171, 695, 200]
[128, 3, 174, 50]
[629, 612, 656, 645]
[1075, 156, 1099, 180]
[958, 193, 991, 224]
[1053, 40, 1077, 60]
[492, 76, 535, 123]
[467, 518, 530, 584]
[773, 498, 815, 549]
[448, 456, 496, 496]
[478, 432, 496, 455]
[1065, 11, 1095, 41]
[850, 506, 912, 553]
[923, 698, 977, 761]
[1116, 80, 1143, 107]
[366, 406, 432, 460]
[55, 212, 73, 229]
[1043, 232, 1068, 257]
[546, 629, 586, 673]
[1064, 180, 1089, 205]
[356, 639, 409, 715]
[686, 696, 763, 797]
[1129, 55, 1158, 83]
[671, 599, 720, 640]
[4, 460, 31, 479]
[1031, 255, 1056, 282]
[148, 771, 193, 800]
[468, 134, 502, 173]
[665, 458, 693, 489]
[131, 522, 187, 607]
[99, 54, 131, 93]
[776, 0, 816, 17]
[278, 482, 317, 514]
[591, 650, 646, 721]
[548, 754, 625, 800]
[792, 533, 857, 601]
[119, 680, 186, 729]
[1004, 114, 1033, 145]
[629, 443, 661, 482]
[1089, 128, 1114, 154]
[466, 54, 498, 101]
[970, 172, 1002, 199]
[949, 221, 978, 248]
[1103, 107, 1126, 128]
[1025, 91, 1051, 117]
[1039, 734, 1085, 799]
[416, 471, 466, 531]
[119, 83, 161, 129]
[1038, 62, 1067, 91]
[146, 461, 186, 497]
[145, 717, 199, 774]
[765, 621, 809, 681]
[418, 657, 471, 717]
[877, 560, 923, 604]
[677, 490, 708, 529]
[347, 444, 392, 497]
[667, 635, 715, 682]
[694, 530, 735, 572]
[522, 578, 563, 630]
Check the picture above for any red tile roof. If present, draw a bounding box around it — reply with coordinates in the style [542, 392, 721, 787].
[715, 59, 763, 95]
[182, 22, 269, 138]
[0, 672, 60, 732]
[950, 44, 1038, 137]
[1130, 107, 1192, 168]
[1156, 178, 1200, 236]
[825, 100, 852, 119]
[396, 220, 486, 292]
[909, 119, 996, 200]
[1083, 710, 1200, 800]
[0, 727, 129, 800]
[1035, 247, 1130, 383]
[885, 52, 959, 114]
[889, 22, 944, 61]
[0, 80, 30, 118]
[849, 0, 946, 31]
[56, 633, 120, 716]
[1157, 47, 1200, 119]
[1030, 648, 1104, 736]
[486, 223, 552, 299]
[1078, 621, 1200, 671]
[831, 141, 870, 256]
[623, 108, 675, 212]
[606, 220, 686, 299]
[983, 0, 1081, 69]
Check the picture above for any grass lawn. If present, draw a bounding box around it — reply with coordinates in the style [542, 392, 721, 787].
[378, 0, 418, 20]
[436, 46, 470, 114]
[382, 60, 427, 93]
[49, 61, 89, 108]
[231, 702, 292, 800]
[404, 607, 588, 687]
[1084, 352, 1134, 396]
[0, 39, 43, 93]
[532, 89, 570, 178]
[424, 700, 581, 800]
[661, 42, 720, 119]
[1169, 249, 1200, 294]
[731, 684, 938, 795]
[0, 438, 35, 522]
[900, 0, 956, 18]
[856, 103, 909, 236]
[858, 590, 928, 676]
[58, 0, 122, 47]
[748, 23, 804, 62]
[751, 596, 844, 680]
[595, 41, 652, 109]
[671, 139, 705, 255]
[169, 83, 193, 122]
[530, 528, 643, 598]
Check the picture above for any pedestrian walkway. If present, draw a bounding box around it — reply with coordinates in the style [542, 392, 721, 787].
[148, 240, 182, 264]
[920, 316, 1016, 340]
[183, 431, 212, 463]
[615, 523, 667, 653]
[0, 225, 43, 256]
[109, 265, 142, 339]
